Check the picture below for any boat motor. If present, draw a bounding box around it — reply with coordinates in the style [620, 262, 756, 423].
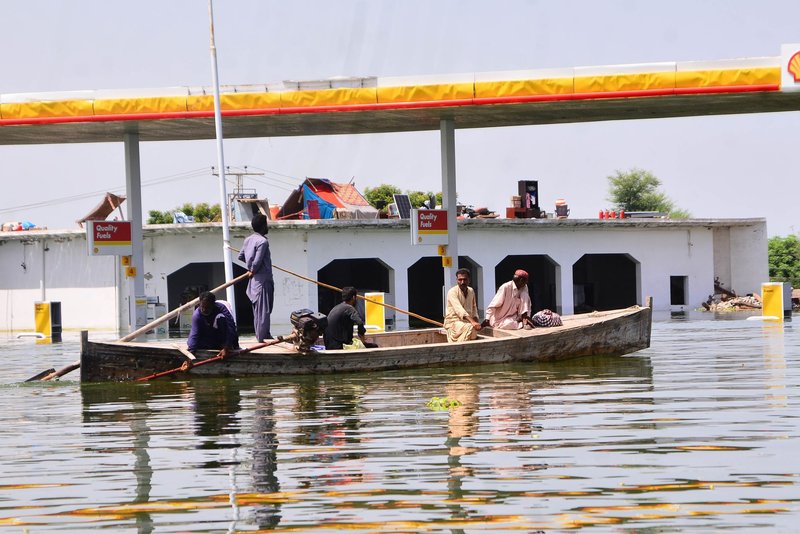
[288, 309, 328, 353]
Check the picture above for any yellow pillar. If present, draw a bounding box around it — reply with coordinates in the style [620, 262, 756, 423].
[364, 292, 386, 332]
[34, 302, 52, 337]
[761, 282, 784, 321]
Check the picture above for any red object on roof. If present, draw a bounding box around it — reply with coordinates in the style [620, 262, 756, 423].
[76, 192, 126, 228]
[278, 178, 378, 220]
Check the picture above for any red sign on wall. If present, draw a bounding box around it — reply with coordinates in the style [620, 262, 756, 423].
[86, 221, 133, 256]
[411, 209, 449, 245]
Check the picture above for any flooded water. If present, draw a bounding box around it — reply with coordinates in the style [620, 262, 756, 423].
[1, 313, 798, 532]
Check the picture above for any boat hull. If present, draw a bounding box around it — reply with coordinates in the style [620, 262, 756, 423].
[80, 305, 652, 382]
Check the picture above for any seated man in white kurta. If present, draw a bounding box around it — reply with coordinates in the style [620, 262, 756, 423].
[443, 268, 484, 342]
[485, 269, 532, 330]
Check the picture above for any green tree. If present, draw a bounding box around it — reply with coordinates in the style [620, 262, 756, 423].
[407, 191, 442, 208]
[364, 184, 402, 211]
[146, 203, 221, 224]
[768, 234, 800, 287]
[147, 210, 172, 224]
[365, 184, 443, 213]
[189, 202, 221, 222]
[606, 168, 690, 218]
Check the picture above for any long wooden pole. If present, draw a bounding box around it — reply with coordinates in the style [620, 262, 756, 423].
[226, 244, 443, 328]
[33, 272, 250, 382]
[272, 264, 443, 328]
[135, 337, 287, 382]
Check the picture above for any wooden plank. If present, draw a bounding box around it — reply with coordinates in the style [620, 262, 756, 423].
[172, 344, 196, 361]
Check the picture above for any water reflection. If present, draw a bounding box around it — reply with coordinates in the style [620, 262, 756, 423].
[190, 380, 242, 456]
[80, 383, 164, 532]
[760, 323, 787, 408]
[46, 324, 798, 532]
[444, 378, 478, 528]
[73, 355, 656, 531]
[251, 392, 280, 529]
[130, 401, 154, 534]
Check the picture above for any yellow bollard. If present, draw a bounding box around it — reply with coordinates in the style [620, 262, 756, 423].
[761, 282, 784, 322]
[364, 292, 386, 332]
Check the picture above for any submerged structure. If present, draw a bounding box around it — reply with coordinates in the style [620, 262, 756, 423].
[0, 216, 765, 334]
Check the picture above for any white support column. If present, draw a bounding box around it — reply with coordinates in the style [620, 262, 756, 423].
[554, 253, 577, 315]
[40, 239, 46, 302]
[557, 263, 573, 315]
[208, 0, 237, 314]
[124, 132, 145, 332]
[440, 119, 458, 291]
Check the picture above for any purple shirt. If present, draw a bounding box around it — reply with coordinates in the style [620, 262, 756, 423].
[238, 233, 273, 302]
[187, 302, 239, 352]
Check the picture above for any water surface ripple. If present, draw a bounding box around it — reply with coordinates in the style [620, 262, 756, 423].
[1, 315, 798, 531]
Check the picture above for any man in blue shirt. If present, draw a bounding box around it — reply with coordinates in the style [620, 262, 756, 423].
[187, 291, 239, 357]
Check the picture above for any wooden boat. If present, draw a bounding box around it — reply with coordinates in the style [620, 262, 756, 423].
[80, 300, 652, 382]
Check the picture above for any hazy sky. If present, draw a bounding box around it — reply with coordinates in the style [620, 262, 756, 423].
[1, 0, 798, 236]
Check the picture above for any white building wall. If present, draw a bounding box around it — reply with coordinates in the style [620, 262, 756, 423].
[729, 224, 769, 295]
[305, 224, 417, 330]
[0, 218, 767, 334]
[713, 227, 733, 291]
[636, 228, 715, 311]
[0, 233, 118, 332]
[459, 224, 715, 313]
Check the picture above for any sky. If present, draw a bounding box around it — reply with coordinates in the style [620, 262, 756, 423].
[0, 0, 798, 236]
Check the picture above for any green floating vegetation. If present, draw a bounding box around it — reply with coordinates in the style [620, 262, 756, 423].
[427, 396, 462, 411]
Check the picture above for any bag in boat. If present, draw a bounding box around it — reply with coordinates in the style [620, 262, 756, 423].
[531, 309, 562, 327]
[343, 338, 366, 350]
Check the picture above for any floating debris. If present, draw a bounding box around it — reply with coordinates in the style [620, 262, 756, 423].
[427, 396, 462, 410]
[702, 277, 762, 311]
[706, 295, 762, 311]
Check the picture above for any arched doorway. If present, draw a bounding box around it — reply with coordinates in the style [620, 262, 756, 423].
[166, 261, 250, 332]
[495, 255, 558, 313]
[317, 258, 392, 317]
[573, 253, 639, 312]
[407, 257, 481, 328]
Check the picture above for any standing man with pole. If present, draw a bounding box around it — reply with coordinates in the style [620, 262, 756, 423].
[238, 214, 275, 341]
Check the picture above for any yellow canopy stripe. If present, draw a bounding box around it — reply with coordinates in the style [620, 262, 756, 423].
[676, 67, 779, 88]
[0, 66, 782, 121]
[475, 77, 573, 98]
[93, 96, 187, 115]
[281, 87, 377, 108]
[1, 99, 94, 120]
[377, 82, 473, 103]
[575, 72, 676, 93]
[186, 92, 282, 112]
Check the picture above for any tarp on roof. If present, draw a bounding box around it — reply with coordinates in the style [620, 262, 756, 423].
[278, 178, 378, 220]
[76, 192, 126, 228]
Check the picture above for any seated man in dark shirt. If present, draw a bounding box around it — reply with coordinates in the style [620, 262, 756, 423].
[323, 286, 378, 350]
[187, 291, 240, 357]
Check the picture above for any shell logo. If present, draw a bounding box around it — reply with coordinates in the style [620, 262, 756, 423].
[789, 51, 800, 82]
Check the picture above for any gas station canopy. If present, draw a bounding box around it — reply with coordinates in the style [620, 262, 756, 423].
[1, 54, 799, 145]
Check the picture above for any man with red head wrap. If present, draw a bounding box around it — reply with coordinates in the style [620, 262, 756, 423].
[485, 269, 532, 330]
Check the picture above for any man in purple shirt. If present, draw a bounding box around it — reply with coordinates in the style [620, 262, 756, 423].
[238, 214, 275, 341]
[187, 292, 239, 356]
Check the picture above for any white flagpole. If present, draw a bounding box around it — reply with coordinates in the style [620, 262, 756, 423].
[208, 0, 236, 314]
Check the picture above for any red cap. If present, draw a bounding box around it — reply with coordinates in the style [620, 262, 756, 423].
[514, 269, 529, 278]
